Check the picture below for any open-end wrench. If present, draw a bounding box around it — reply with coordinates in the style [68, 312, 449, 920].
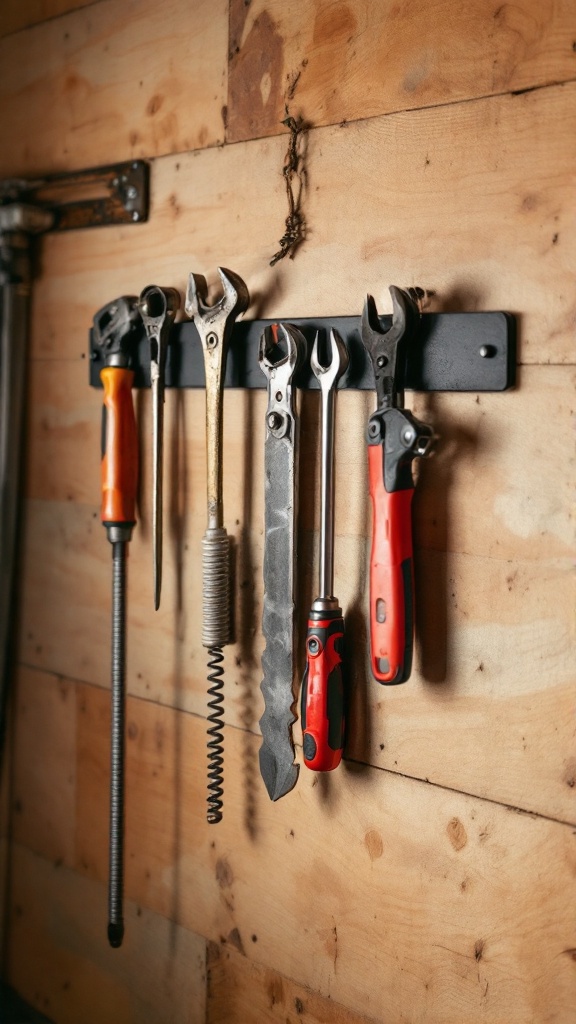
[258, 323, 307, 801]
[138, 285, 180, 610]
[185, 268, 249, 823]
[361, 287, 434, 684]
[301, 329, 349, 772]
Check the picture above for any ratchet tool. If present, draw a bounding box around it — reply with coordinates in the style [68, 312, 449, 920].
[258, 323, 306, 800]
[301, 330, 349, 771]
[137, 285, 180, 610]
[92, 295, 141, 948]
[360, 287, 434, 684]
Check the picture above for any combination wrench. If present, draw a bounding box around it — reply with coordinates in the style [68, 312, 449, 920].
[138, 285, 180, 610]
[301, 329, 349, 771]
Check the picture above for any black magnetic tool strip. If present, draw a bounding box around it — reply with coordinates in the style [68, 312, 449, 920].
[89, 311, 516, 393]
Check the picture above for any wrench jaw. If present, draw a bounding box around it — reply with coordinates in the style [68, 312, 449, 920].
[217, 266, 250, 322]
[138, 284, 181, 383]
[184, 272, 210, 321]
[259, 323, 306, 442]
[310, 328, 350, 392]
[362, 287, 419, 412]
[185, 267, 250, 340]
[92, 296, 140, 368]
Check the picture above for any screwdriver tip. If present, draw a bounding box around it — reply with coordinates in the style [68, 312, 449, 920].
[107, 920, 124, 948]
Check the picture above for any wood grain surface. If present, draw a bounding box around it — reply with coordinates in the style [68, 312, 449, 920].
[206, 942, 383, 1024]
[0, 0, 228, 177]
[49, 677, 576, 1022]
[228, 0, 576, 142]
[6, 843, 206, 1024]
[6, 669, 575, 1023]
[2, 1, 575, 1021]
[25, 80, 576, 367]
[0, 1, 97, 40]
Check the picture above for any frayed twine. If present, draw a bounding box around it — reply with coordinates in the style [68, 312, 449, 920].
[270, 113, 308, 267]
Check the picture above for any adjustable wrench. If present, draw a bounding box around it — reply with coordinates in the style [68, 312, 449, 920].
[361, 287, 434, 684]
[185, 268, 249, 823]
[301, 330, 349, 771]
[258, 323, 306, 801]
[138, 285, 180, 610]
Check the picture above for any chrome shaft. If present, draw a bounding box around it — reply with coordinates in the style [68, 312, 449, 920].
[138, 286, 180, 610]
[310, 329, 349, 602]
[319, 383, 336, 599]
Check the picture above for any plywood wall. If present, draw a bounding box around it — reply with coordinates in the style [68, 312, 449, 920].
[0, 1, 575, 1022]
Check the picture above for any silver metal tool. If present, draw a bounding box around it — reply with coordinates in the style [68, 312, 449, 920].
[258, 323, 307, 801]
[301, 330, 349, 772]
[185, 267, 249, 824]
[138, 285, 180, 610]
[312, 330, 349, 607]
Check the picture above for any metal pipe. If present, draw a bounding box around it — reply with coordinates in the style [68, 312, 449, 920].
[0, 232, 33, 744]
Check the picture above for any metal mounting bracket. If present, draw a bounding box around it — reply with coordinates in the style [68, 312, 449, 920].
[0, 159, 149, 234]
[90, 311, 516, 392]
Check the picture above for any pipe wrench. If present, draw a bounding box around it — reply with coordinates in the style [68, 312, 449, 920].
[361, 287, 434, 684]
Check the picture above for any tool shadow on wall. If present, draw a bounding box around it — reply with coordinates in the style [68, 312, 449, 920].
[413, 391, 494, 689]
[168, 387, 189, 938]
[230, 389, 261, 841]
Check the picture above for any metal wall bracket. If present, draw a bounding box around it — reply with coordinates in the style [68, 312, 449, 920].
[90, 311, 515, 392]
[0, 159, 149, 233]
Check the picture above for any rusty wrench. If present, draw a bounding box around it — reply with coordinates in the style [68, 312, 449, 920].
[185, 268, 249, 823]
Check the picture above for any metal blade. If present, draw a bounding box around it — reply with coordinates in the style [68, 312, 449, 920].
[259, 431, 299, 800]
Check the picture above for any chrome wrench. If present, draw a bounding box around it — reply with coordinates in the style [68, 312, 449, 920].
[138, 285, 180, 610]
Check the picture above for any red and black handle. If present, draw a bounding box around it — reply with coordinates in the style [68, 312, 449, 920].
[301, 610, 345, 771]
[367, 407, 433, 684]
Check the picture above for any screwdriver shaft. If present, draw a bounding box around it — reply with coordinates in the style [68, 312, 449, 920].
[108, 540, 126, 948]
[319, 385, 336, 600]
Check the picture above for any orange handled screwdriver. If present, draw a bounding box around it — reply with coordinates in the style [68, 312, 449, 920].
[93, 295, 141, 948]
[301, 330, 349, 771]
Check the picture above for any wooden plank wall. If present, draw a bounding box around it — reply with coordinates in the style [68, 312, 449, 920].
[0, 1, 575, 1021]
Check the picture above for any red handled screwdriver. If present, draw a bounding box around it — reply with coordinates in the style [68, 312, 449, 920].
[93, 296, 140, 948]
[360, 287, 434, 684]
[301, 330, 349, 771]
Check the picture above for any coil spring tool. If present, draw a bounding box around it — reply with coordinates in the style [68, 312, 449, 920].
[301, 330, 349, 771]
[361, 286, 434, 684]
[137, 285, 181, 610]
[185, 268, 250, 824]
[92, 295, 141, 948]
[258, 323, 307, 800]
